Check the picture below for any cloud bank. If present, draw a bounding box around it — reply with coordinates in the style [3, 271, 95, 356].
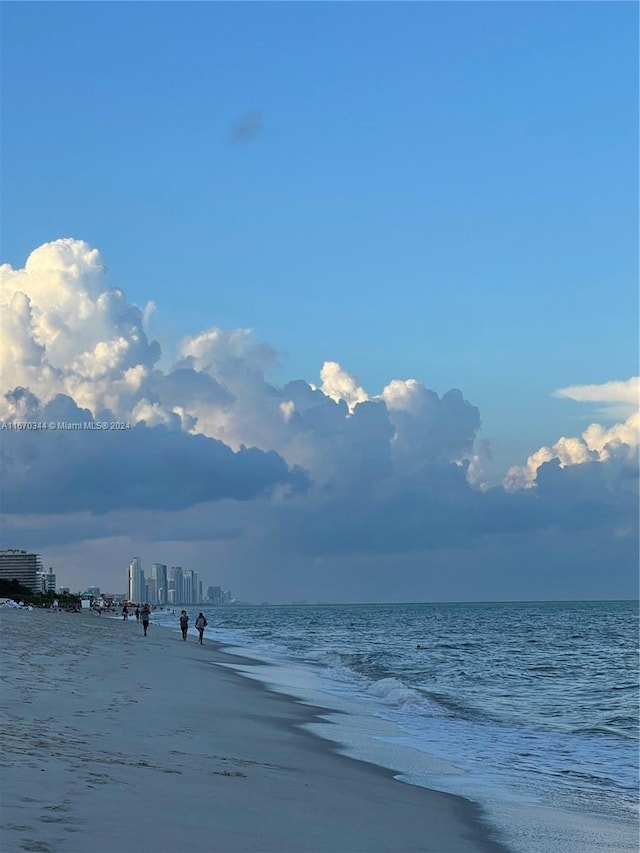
[1, 240, 637, 599]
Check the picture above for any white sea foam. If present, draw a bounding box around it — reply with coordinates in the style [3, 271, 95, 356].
[365, 677, 426, 708]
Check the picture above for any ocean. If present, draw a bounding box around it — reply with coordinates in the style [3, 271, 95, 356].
[153, 601, 638, 853]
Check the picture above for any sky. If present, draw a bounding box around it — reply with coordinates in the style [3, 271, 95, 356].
[0, 2, 638, 602]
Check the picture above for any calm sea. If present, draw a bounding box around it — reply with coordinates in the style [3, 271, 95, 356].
[154, 601, 639, 853]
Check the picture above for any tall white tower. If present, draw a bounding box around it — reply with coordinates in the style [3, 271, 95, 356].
[128, 557, 144, 602]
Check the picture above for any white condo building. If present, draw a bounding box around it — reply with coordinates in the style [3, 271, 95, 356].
[128, 557, 145, 603]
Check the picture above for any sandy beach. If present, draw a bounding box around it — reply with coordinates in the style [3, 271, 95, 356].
[0, 609, 508, 853]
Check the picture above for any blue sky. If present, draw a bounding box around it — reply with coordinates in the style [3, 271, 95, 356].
[1, 3, 637, 600]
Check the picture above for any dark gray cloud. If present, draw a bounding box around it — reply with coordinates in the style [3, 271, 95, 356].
[2, 389, 636, 562]
[385, 387, 481, 473]
[1, 392, 307, 514]
[2, 445, 636, 602]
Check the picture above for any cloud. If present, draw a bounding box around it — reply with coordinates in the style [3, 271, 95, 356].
[319, 361, 369, 411]
[504, 412, 639, 491]
[0, 239, 160, 421]
[380, 380, 481, 474]
[553, 377, 639, 421]
[505, 377, 638, 495]
[0, 392, 306, 515]
[0, 239, 637, 601]
[0, 238, 483, 514]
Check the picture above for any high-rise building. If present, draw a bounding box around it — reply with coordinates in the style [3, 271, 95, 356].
[183, 570, 195, 604]
[170, 566, 183, 603]
[128, 557, 138, 600]
[0, 550, 42, 591]
[151, 564, 167, 605]
[209, 586, 222, 605]
[128, 557, 145, 603]
[146, 578, 157, 605]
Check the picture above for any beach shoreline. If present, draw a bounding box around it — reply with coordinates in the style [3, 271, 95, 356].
[0, 608, 509, 853]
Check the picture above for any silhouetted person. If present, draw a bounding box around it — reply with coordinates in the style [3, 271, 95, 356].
[122, 606, 129, 621]
[179, 610, 189, 641]
[141, 604, 151, 636]
[195, 612, 208, 645]
[135, 606, 140, 623]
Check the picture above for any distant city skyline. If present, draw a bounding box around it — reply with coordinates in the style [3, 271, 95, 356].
[126, 557, 231, 606]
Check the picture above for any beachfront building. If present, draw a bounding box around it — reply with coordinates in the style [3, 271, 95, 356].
[0, 549, 42, 591]
[183, 569, 194, 604]
[183, 569, 202, 604]
[36, 566, 57, 594]
[127, 557, 145, 603]
[164, 566, 204, 604]
[204, 586, 234, 605]
[170, 566, 183, 602]
[208, 586, 222, 605]
[151, 563, 167, 605]
[146, 577, 157, 604]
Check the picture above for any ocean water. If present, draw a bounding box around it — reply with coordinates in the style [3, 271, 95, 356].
[154, 601, 638, 853]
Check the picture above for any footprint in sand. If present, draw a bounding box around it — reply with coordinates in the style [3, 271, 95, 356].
[212, 769, 247, 777]
[43, 803, 72, 813]
[85, 773, 110, 785]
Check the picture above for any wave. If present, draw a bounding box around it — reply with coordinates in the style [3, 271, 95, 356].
[572, 716, 639, 740]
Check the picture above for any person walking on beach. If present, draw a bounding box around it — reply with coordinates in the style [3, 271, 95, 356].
[135, 606, 140, 623]
[195, 612, 208, 645]
[122, 605, 129, 621]
[141, 603, 151, 636]
[179, 610, 189, 641]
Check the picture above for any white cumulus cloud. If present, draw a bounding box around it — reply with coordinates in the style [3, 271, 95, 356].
[506, 379, 638, 491]
[320, 361, 369, 411]
[504, 411, 639, 491]
[0, 239, 160, 420]
[553, 377, 639, 421]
